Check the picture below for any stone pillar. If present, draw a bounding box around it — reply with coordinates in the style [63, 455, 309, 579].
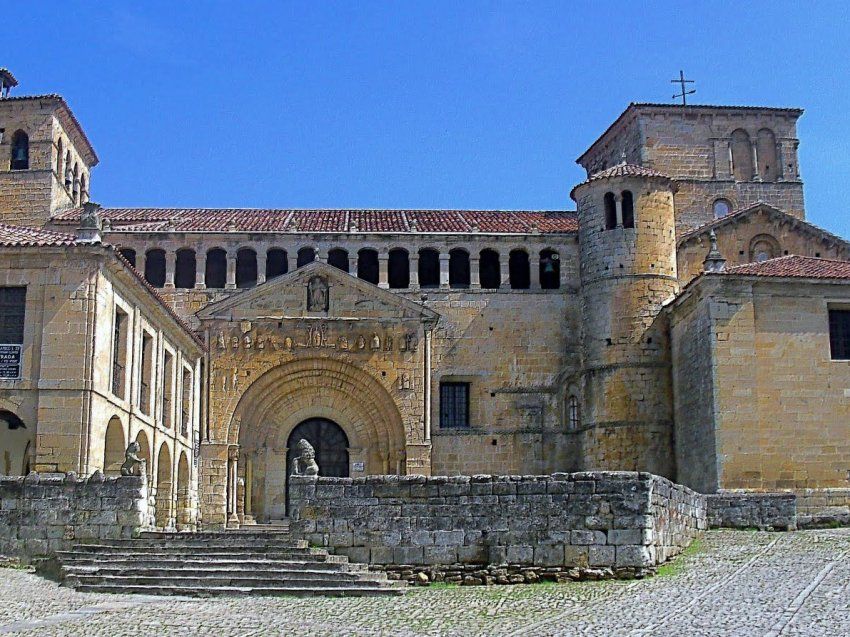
[615, 195, 624, 228]
[164, 251, 176, 289]
[378, 252, 389, 289]
[227, 446, 239, 527]
[226, 251, 237, 290]
[243, 456, 255, 525]
[530, 251, 540, 290]
[256, 252, 267, 285]
[316, 249, 328, 263]
[348, 255, 358, 275]
[409, 253, 419, 288]
[195, 250, 206, 289]
[470, 256, 481, 289]
[439, 254, 450, 289]
[288, 253, 298, 274]
[751, 142, 761, 181]
[137, 249, 147, 277]
[500, 256, 510, 289]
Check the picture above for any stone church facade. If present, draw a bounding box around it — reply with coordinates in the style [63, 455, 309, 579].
[1, 68, 849, 529]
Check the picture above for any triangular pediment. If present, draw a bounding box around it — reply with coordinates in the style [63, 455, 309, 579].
[196, 261, 439, 323]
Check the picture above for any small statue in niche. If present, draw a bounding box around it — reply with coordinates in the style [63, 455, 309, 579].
[371, 333, 381, 350]
[243, 334, 252, 349]
[307, 276, 329, 312]
[231, 336, 239, 350]
[290, 439, 319, 476]
[383, 335, 393, 351]
[217, 332, 227, 349]
[120, 442, 146, 477]
[357, 335, 366, 350]
[284, 336, 294, 351]
[338, 335, 349, 350]
[399, 372, 412, 390]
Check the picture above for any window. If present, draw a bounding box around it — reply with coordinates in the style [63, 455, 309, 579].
[479, 249, 500, 289]
[604, 192, 616, 230]
[829, 309, 850, 360]
[540, 249, 560, 290]
[440, 382, 470, 429]
[749, 234, 780, 263]
[175, 249, 196, 289]
[10, 130, 28, 170]
[64, 151, 72, 189]
[181, 368, 192, 437]
[139, 332, 153, 415]
[730, 129, 754, 181]
[357, 248, 379, 284]
[328, 248, 349, 272]
[111, 308, 128, 399]
[567, 395, 580, 430]
[162, 351, 174, 428]
[0, 287, 26, 344]
[418, 248, 439, 288]
[713, 199, 731, 219]
[205, 248, 227, 288]
[388, 248, 410, 289]
[80, 174, 88, 204]
[144, 249, 166, 287]
[72, 163, 80, 204]
[266, 248, 288, 279]
[236, 248, 257, 288]
[449, 249, 470, 289]
[297, 247, 316, 268]
[509, 249, 530, 289]
[621, 190, 634, 228]
[56, 138, 63, 180]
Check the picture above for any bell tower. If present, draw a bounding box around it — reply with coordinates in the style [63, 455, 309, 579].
[571, 164, 679, 478]
[0, 69, 98, 227]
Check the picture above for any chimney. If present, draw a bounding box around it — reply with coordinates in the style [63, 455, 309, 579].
[76, 202, 103, 244]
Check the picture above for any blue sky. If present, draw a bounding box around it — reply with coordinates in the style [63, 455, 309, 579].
[8, 2, 850, 236]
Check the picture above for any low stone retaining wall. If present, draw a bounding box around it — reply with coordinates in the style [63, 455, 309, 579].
[0, 472, 149, 561]
[797, 489, 850, 528]
[706, 492, 797, 531]
[289, 471, 706, 581]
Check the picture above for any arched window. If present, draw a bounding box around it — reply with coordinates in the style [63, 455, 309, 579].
[757, 128, 778, 181]
[72, 163, 80, 204]
[449, 249, 470, 289]
[388, 248, 410, 289]
[10, 130, 28, 170]
[174, 249, 196, 289]
[266, 248, 288, 279]
[713, 198, 732, 219]
[418, 248, 439, 288]
[297, 247, 315, 268]
[205, 248, 227, 288]
[118, 247, 137, 268]
[749, 234, 780, 263]
[64, 151, 72, 189]
[730, 129, 754, 181]
[236, 248, 257, 288]
[567, 395, 580, 431]
[357, 248, 379, 284]
[479, 249, 500, 289]
[56, 138, 63, 180]
[621, 190, 634, 228]
[509, 249, 530, 290]
[540, 249, 560, 290]
[0, 409, 32, 476]
[80, 174, 88, 204]
[144, 249, 166, 287]
[328, 248, 349, 272]
[604, 192, 616, 230]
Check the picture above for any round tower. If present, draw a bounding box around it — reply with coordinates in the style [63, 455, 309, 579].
[570, 164, 679, 478]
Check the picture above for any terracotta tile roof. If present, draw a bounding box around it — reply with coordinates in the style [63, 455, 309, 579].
[53, 208, 579, 235]
[0, 223, 78, 246]
[721, 255, 850, 279]
[570, 163, 670, 199]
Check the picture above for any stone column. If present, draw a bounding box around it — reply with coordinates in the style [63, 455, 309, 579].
[530, 251, 540, 290]
[164, 251, 176, 289]
[348, 255, 359, 276]
[378, 252, 389, 289]
[439, 254, 450, 289]
[409, 253, 419, 288]
[288, 253, 298, 274]
[226, 251, 237, 290]
[137, 249, 147, 278]
[500, 255, 510, 289]
[227, 446, 239, 527]
[195, 250, 206, 289]
[615, 195, 624, 228]
[316, 248, 328, 263]
[752, 142, 761, 181]
[470, 256, 481, 289]
[256, 252, 267, 285]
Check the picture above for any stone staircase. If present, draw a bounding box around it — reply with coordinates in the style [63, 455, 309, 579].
[54, 530, 405, 597]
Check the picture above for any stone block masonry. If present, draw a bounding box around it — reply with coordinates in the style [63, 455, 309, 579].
[706, 492, 797, 531]
[289, 472, 706, 581]
[0, 472, 150, 561]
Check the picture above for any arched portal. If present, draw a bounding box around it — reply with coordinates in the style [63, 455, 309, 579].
[155, 443, 173, 529]
[176, 451, 192, 530]
[103, 416, 126, 476]
[285, 418, 349, 513]
[231, 358, 407, 522]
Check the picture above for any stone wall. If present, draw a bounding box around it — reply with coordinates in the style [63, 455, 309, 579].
[706, 492, 797, 531]
[289, 472, 705, 579]
[0, 472, 150, 561]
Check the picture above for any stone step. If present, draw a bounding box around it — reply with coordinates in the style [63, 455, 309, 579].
[65, 573, 393, 588]
[139, 530, 290, 539]
[72, 583, 405, 597]
[77, 538, 308, 549]
[58, 558, 367, 572]
[57, 550, 349, 563]
[63, 566, 375, 580]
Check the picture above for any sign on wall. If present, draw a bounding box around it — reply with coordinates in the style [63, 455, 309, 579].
[0, 344, 22, 379]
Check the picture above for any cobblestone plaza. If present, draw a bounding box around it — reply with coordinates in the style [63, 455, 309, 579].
[1, 529, 848, 636]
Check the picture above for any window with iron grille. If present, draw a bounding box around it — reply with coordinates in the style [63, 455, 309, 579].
[829, 309, 850, 360]
[0, 287, 26, 344]
[440, 382, 470, 429]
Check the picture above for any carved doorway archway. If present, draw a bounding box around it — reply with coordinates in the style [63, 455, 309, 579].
[285, 418, 349, 513]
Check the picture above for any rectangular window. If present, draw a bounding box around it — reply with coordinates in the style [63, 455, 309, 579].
[829, 309, 850, 360]
[139, 332, 153, 415]
[111, 308, 128, 399]
[162, 350, 174, 428]
[181, 367, 192, 437]
[0, 287, 26, 344]
[440, 382, 470, 429]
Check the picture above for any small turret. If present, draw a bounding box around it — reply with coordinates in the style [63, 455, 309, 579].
[703, 230, 727, 273]
[0, 69, 17, 98]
